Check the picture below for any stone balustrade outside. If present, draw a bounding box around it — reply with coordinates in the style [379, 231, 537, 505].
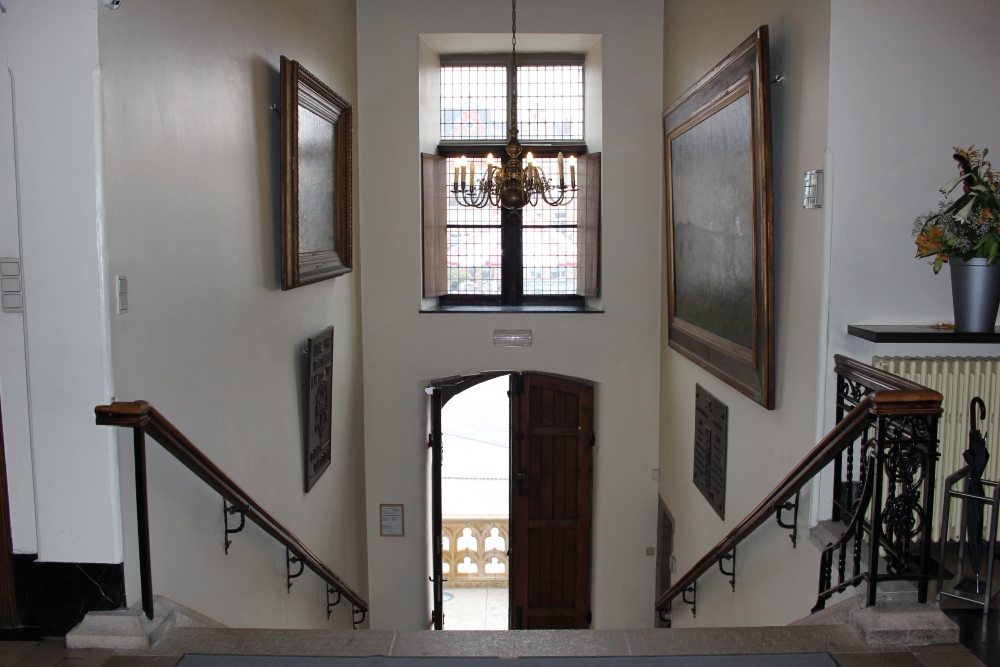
[442, 517, 509, 587]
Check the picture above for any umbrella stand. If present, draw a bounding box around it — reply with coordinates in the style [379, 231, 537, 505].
[937, 469, 1000, 614]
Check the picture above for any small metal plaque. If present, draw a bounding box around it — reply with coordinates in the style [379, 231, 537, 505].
[304, 326, 334, 491]
[693, 384, 728, 519]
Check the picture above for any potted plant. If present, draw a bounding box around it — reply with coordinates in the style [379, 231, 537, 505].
[913, 146, 1000, 332]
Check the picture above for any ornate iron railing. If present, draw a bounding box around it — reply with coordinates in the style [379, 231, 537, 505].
[655, 355, 941, 622]
[442, 517, 509, 585]
[95, 401, 368, 626]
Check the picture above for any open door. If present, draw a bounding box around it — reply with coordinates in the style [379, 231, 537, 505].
[428, 372, 509, 630]
[427, 386, 444, 629]
[509, 373, 594, 629]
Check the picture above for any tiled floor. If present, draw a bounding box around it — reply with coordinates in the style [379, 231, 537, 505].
[442, 587, 508, 631]
[0, 625, 987, 666]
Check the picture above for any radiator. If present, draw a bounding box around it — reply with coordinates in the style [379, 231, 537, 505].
[872, 356, 1000, 541]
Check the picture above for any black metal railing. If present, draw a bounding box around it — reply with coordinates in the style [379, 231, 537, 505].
[95, 401, 368, 626]
[820, 356, 941, 610]
[655, 355, 941, 622]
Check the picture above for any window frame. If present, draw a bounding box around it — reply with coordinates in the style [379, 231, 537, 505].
[428, 53, 598, 309]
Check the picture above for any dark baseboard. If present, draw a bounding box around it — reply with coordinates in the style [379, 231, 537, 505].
[0, 626, 41, 641]
[13, 554, 126, 637]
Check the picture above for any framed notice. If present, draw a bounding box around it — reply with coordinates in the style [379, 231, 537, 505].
[380, 504, 404, 537]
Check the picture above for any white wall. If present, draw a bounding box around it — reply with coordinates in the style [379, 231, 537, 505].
[659, 0, 832, 627]
[824, 0, 1000, 427]
[3, 0, 121, 564]
[99, 0, 367, 628]
[358, 0, 663, 630]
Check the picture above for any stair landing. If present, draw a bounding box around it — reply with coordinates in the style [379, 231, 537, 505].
[1, 625, 984, 667]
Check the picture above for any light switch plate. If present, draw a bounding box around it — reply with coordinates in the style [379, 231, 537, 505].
[116, 275, 128, 314]
[1, 257, 22, 313]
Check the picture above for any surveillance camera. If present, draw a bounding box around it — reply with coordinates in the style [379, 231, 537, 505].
[102, 0, 121, 9]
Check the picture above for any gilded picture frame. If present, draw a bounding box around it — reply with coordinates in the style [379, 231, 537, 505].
[280, 56, 353, 290]
[663, 27, 775, 409]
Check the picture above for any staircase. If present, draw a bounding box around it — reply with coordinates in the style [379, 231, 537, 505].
[49, 359, 987, 666]
[13, 622, 986, 665]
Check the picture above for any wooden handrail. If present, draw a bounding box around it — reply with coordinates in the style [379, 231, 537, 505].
[833, 353, 929, 393]
[655, 381, 942, 613]
[96, 401, 368, 614]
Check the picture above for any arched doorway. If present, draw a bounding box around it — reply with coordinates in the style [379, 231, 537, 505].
[427, 372, 594, 630]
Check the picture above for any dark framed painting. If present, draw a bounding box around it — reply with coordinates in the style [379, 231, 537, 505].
[280, 56, 353, 290]
[663, 27, 775, 409]
[304, 326, 333, 491]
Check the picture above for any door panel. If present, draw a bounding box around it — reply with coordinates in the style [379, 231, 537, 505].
[511, 373, 593, 629]
[428, 386, 443, 629]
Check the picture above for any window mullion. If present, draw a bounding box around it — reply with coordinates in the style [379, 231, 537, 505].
[501, 208, 523, 305]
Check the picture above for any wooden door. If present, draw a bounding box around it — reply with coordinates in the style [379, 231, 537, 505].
[510, 373, 593, 629]
[428, 387, 444, 629]
[428, 371, 509, 630]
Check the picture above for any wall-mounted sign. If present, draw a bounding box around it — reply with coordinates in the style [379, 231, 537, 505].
[380, 504, 404, 537]
[693, 384, 728, 520]
[304, 326, 334, 492]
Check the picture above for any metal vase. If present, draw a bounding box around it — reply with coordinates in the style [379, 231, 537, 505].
[950, 258, 1000, 332]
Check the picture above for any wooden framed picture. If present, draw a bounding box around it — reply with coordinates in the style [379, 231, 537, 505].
[280, 56, 353, 290]
[663, 26, 775, 409]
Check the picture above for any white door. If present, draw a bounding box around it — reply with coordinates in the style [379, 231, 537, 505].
[0, 6, 38, 555]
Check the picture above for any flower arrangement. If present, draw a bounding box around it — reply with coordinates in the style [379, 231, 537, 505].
[913, 146, 1000, 273]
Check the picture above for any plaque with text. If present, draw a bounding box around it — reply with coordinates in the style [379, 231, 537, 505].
[304, 326, 334, 491]
[693, 384, 727, 519]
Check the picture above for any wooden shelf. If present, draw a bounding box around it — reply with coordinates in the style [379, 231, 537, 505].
[847, 324, 1000, 344]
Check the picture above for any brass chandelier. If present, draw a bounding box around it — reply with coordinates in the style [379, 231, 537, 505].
[451, 0, 577, 210]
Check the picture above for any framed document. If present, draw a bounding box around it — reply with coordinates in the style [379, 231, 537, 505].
[380, 504, 404, 537]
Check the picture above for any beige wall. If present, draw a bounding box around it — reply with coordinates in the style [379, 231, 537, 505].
[660, 0, 831, 627]
[99, 0, 367, 629]
[358, 0, 663, 630]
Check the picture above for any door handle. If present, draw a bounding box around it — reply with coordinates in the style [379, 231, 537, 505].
[516, 472, 526, 494]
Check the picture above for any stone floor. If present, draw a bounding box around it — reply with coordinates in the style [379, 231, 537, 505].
[0, 625, 987, 667]
[442, 587, 508, 631]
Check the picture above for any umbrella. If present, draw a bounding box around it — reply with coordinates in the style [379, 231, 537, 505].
[962, 397, 990, 594]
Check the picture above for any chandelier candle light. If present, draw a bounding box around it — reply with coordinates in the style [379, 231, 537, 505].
[452, 0, 578, 210]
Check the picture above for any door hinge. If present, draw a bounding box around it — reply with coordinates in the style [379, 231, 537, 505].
[514, 373, 524, 395]
[590, 433, 596, 447]
[427, 434, 433, 449]
[585, 610, 592, 626]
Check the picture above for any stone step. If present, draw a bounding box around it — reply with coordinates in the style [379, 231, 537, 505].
[66, 596, 226, 650]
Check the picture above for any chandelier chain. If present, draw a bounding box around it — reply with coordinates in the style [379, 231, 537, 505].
[511, 0, 517, 130]
[450, 0, 577, 210]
